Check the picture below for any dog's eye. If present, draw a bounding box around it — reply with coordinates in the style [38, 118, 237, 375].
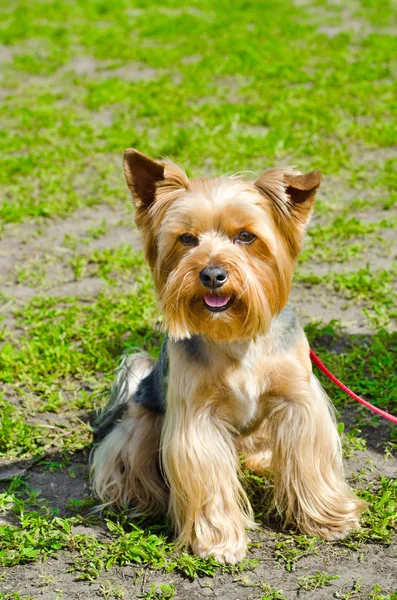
[235, 231, 256, 244]
[179, 233, 199, 246]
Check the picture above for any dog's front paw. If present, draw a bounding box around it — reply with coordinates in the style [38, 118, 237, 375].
[300, 513, 362, 541]
[316, 518, 361, 541]
[299, 496, 367, 541]
[192, 536, 248, 565]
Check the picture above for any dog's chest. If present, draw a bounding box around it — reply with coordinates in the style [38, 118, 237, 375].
[223, 357, 268, 430]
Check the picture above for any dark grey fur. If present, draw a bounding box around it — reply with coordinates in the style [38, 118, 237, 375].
[175, 335, 209, 365]
[134, 337, 169, 415]
[271, 305, 301, 352]
[93, 337, 169, 440]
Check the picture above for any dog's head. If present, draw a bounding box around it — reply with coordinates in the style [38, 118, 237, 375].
[124, 149, 320, 341]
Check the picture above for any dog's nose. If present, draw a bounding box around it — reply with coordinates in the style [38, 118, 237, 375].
[199, 266, 228, 289]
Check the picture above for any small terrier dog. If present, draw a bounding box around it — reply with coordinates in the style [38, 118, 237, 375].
[91, 149, 366, 564]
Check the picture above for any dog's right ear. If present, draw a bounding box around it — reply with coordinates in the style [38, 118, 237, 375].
[123, 149, 165, 209]
[123, 149, 189, 270]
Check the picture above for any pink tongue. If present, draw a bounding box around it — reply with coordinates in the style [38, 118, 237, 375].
[204, 295, 231, 308]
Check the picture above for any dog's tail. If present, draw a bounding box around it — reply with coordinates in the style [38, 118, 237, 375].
[93, 351, 154, 440]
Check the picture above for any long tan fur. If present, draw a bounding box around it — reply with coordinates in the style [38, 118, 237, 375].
[160, 343, 255, 562]
[92, 403, 167, 514]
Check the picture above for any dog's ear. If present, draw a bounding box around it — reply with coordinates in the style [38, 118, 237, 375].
[255, 168, 321, 257]
[284, 171, 321, 204]
[123, 149, 165, 209]
[283, 170, 321, 217]
[123, 149, 189, 270]
[255, 168, 321, 224]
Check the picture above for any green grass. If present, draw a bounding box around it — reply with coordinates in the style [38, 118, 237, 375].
[137, 583, 175, 599]
[274, 534, 321, 572]
[0, 479, 257, 581]
[335, 580, 397, 600]
[0, 595, 35, 600]
[260, 586, 288, 600]
[0, 0, 396, 226]
[0, 0, 396, 597]
[297, 266, 397, 328]
[306, 322, 397, 419]
[298, 571, 339, 590]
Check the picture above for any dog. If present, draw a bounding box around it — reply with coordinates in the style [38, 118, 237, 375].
[91, 149, 366, 564]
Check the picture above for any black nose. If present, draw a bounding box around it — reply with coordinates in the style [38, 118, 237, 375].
[199, 266, 228, 289]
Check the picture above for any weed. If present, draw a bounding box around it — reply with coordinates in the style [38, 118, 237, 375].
[0, 502, 74, 567]
[298, 571, 339, 590]
[87, 219, 109, 240]
[274, 534, 320, 572]
[342, 476, 397, 548]
[137, 583, 175, 599]
[368, 585, 397, 600]
[335, 579, 362, 599]
[0, 397, 44, 457]
[342, 428, 367, 459]
[260, 582, 288, 600]
[66, 497, 96, 513]
[99, 580, 126, 599]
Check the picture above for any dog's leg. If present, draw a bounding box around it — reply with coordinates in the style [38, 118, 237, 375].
[266, 374, 367, 539]
[237, 424, 272, 476]
[161, 384, 254, 564]
[91, 403, 167, 514]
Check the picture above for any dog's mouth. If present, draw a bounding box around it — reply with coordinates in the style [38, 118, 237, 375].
[203, 294, 232, 313]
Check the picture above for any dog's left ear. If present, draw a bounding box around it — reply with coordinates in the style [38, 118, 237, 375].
[123, 149, 165, 210]
[283, 171, 321, 224]
[284, 170, 321, 206]
[255, 168, 321, 225]
[255, 168, 321, 257]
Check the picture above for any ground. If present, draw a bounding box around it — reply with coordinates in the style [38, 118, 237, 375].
[0, 0, 396, 599]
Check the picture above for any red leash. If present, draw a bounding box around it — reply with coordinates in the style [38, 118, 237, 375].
[310, 349, 397, 426]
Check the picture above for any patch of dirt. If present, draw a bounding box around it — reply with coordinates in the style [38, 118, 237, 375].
[154, 6, 215, 20]
[290, 284, 371, 333]
[317, 19, 371, 38]
[350, 144, 397, 164]
[239, 125, 270, 137]
[0, 202, 141, 302]
[189, 75, 254, 108]
[215, 75, 253, 90]
[0, 44, 13, 64]
[318, 173, 388, 209]
[294, 0, 397, 37]
[299, 235, 397, 274]
[39, 276, 107, 300]
[2, 553, 396, 599]
[90, 107, 114, 127]
[181, 54, 203, 65]
[69, 56, 161, 81]
[25, 463, 89, 515]
[109, 63, 159, 82]
[69, 56, 99, 76]
[318, 22, 396, 37]
[125, 8, 145, 18]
